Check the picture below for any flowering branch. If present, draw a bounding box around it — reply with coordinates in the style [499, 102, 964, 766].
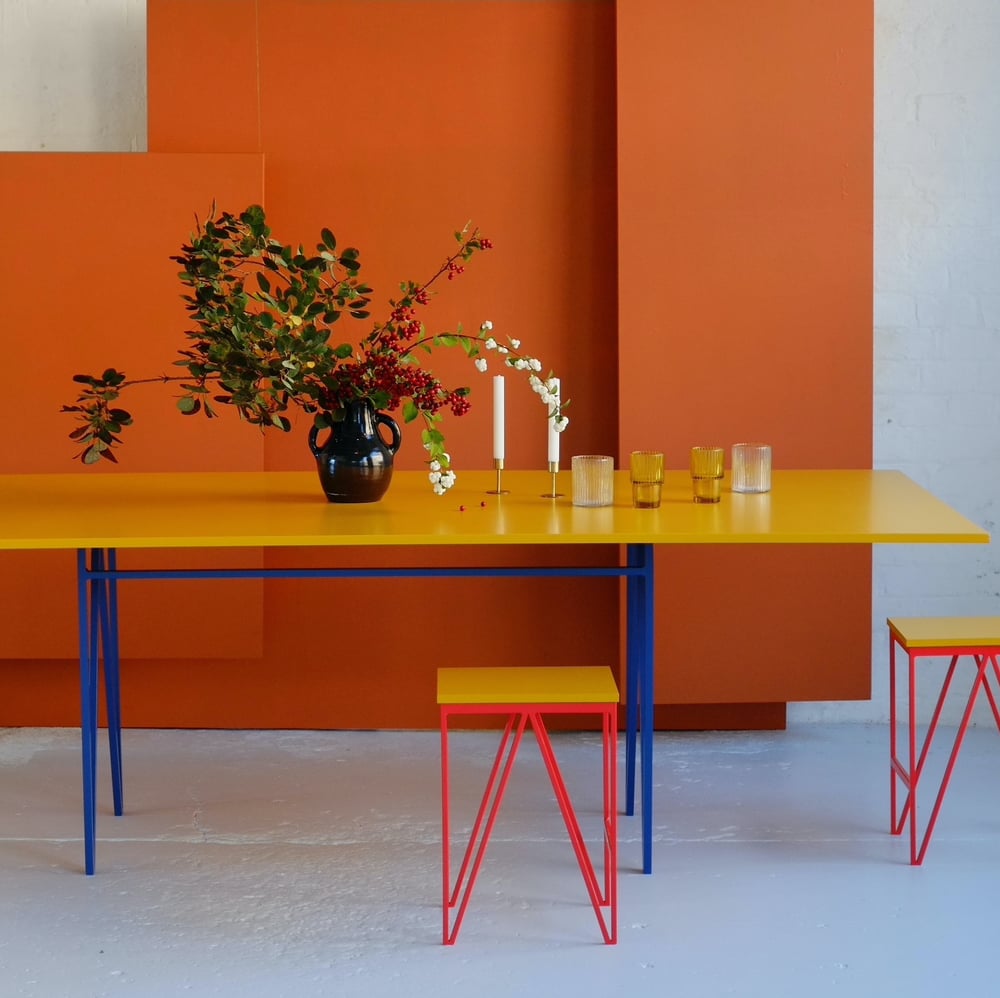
[61, 204, 567, 491]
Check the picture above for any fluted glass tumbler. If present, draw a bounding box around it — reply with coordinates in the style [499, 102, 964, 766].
[731, 442, 772, 493]
[630, 451, 664, 508]
[572, 455, 615, 507]
[690, 445, 724, 504]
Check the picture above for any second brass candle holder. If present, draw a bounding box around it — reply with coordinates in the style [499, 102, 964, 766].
[542, 460, 564, 498]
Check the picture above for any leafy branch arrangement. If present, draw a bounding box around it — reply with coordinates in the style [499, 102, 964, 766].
[62, 204, 567, 491]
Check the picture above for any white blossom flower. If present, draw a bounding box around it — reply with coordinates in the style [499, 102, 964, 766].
[546, 377, 560, 393]
[433, 482, 446, 495]
[480, 320, 494, 332]
[429, 460, 441, 472]
[497, 346, 509, 354]
[474, 357, 488, 372]
[529, 358, 542, 371]
[442, 471, 456, 488]
[429, 470, 442, 484]
[513, 358, 529, 370]
[484, 337, 497, 350]
[510, 338, 521, 349]
[555, 415, 569, 432]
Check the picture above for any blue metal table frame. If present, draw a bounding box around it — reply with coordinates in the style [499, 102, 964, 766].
[77, 544, 656, 876]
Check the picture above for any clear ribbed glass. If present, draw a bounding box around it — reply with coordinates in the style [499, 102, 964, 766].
[731, 442, 772, 493]
[571, 455, 615, 507]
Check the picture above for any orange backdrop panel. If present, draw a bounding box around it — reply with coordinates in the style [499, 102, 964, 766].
[1, 0, 874, 729]
[0, 153, 265, 688]
[617, 1, 874, 711]
[147, 0, 261, 155]
[41, 0, 618, 730]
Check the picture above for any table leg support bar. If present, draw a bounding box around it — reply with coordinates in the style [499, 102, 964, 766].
[79, 547, 655, 877]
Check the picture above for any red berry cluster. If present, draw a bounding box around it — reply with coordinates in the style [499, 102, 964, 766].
[447, 261, 465, 281]
[449, 393, 472, 416]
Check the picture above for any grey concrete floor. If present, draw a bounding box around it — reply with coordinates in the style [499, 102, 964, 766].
[1, 722, 998, 998]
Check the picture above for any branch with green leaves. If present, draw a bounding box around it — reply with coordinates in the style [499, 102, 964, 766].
[62, 204, 566, 489]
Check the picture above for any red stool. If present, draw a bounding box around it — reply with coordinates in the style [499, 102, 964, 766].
[438, 665, 619, 944]
[889, 616, 1000, 864]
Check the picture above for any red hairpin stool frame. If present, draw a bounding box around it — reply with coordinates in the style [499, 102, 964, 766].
[888, 616, 1000, 865]
[438, 665, 619, 945]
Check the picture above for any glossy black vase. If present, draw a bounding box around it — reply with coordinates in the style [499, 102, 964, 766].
[308, 400, 402, 503]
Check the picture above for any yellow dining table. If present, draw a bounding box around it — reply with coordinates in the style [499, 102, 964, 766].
[0, 468, 988, 875]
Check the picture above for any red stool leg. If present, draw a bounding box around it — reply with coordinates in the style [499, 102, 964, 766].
[890, 643, 997, 865]
[530, 709, 617, 944]
[441, 709, 529, 945]
[911, 652, 994, 865]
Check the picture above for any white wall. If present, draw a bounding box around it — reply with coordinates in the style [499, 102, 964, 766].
[0, 0, 145, 152]
[2, 0, 997, 724]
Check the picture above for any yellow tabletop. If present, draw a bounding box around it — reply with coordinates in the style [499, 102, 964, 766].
[0, 469, 987, 551]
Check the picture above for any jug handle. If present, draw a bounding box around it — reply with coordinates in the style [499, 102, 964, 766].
[308, 423, 325, 459]
[377, 413, 402, 454]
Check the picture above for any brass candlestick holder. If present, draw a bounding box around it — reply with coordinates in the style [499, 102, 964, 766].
[486, 458, 510, 495]
[542, 460, 563, 498]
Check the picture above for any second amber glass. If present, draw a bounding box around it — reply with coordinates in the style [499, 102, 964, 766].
[630, 451, 664, 508]
[690, 445, 724, 504]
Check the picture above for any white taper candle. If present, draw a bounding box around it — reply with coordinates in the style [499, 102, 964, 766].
[547, 377, 560, 464]
[492, 375, 505, 460]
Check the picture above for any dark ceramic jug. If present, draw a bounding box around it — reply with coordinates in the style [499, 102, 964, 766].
[308, 399, 402, 503]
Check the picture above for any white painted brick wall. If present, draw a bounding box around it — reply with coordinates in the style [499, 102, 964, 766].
[2, 0, 998, 725]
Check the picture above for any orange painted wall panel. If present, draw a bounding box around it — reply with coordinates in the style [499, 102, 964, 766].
[0, 0, 874, 728]
[147, 0, 261, 154]
[0, 2, 621, 727]
[0, 153, 265, 673]
[617, 1, 874, 706]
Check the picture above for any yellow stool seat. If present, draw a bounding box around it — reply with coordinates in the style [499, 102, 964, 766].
[437, 665, 619, 945]
[437, 665, 620, 706]
[889, 616, 1000, 648]
[887, 616, 1000, 864]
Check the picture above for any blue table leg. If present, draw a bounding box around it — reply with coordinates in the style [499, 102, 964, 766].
[77, 549, 99, 875]
[624, 546, 641, 817]
[625, 543, 655, 874]
[637, 543, 655, 875]
[101, 549, 124, 817]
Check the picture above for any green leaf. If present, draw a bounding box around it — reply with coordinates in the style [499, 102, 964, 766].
[402, 399, 418, 423]
[256, 272, 271, 294]
[177, 397, 200, 414]
[320, 228, 337, 251]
